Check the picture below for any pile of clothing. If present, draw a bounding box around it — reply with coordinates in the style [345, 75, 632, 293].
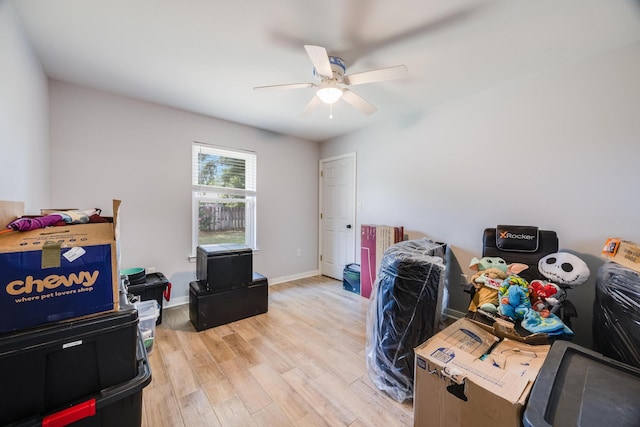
[4, 209, 106, 232]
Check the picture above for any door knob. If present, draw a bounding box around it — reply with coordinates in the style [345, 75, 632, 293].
[346, 224, 352, 229]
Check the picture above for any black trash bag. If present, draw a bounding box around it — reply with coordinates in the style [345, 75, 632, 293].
[593, 261, 640, 368]
[365, 238, 446, 402]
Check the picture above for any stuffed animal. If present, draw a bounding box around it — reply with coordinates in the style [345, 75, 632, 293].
[468, 267, 507, 313]
[519, 252, 589, 336]
[528, 252, 589, 316]
[529, 280, 565, 317]
[469, 256, 508, 274]
[537, 252, 590, 288]
[468, 257, 528, 313]
[498, 274, 531, 321]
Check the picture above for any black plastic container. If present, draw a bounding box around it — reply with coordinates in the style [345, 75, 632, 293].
[121, 267, 146, 285]
[11, 332, 152, 427]
[524, 340, 640, 427]
[0, 306, 139, 425]
[127, 272, 170, 325]
[196, 244, 253, 291]
[189, 272, 268, 331]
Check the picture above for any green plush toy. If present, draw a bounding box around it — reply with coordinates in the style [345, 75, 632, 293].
[468, 257, 528, 313]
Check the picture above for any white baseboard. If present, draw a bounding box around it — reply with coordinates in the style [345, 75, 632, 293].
[268, 270, 320, 285]
[165, 295, 189, 308]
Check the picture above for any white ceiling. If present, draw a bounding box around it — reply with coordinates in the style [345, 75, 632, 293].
[10, 0, 640, 142]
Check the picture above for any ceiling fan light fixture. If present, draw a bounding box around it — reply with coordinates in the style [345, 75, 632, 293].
[316, 86, 343, 104]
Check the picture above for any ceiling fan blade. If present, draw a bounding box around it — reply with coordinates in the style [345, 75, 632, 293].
[254, 82, 315, 91]
[341, 89, 377, 115]
[333, 3, 491, 64]
[344, 65, 408, 86]
[302, 95, 322, 116]
[304, 45, 333, 77]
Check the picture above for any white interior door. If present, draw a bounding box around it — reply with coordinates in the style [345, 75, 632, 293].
[320, 154, 356, 280]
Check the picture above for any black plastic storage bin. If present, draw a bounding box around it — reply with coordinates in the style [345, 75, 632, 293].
[196, 244, 253, 291]
[189, 272, 268, 331]
[524, 340, 640, 427]
[127, 272, 170, 325]
[13, 332, 152, 427]
[0, 306, 139, 426]
[343, 263, 361, 294]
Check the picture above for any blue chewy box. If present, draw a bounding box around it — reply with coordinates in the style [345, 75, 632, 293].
[0, 219, 119, 335]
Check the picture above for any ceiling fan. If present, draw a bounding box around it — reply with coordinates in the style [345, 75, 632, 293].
[254, 45, 408, 116]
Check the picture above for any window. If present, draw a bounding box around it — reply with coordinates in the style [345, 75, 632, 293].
[192, 142, 256, 252]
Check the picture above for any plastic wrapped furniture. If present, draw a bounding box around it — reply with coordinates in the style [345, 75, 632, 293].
[593, 261, 640, 368]
[365, 238, 446, 402]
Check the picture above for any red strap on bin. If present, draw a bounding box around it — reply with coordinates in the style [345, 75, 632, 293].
[163, 282, 172, 301]
[42, 398, 96, 427]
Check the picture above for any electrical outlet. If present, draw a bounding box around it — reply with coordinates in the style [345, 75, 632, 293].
[146, 266, 156, 274]
[296, 249, 302, 257]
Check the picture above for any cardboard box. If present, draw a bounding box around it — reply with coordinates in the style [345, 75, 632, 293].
[467, 314, 551, 346]
[0, 201, 24, 230]
[414, 318, 549, 427]
[0, 200, 121, 334]
[360, 224, 404, 298]
[602, 238, 640, 273]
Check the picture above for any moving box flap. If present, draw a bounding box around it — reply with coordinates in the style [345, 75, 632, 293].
[467, 316, 551, 346]
[487, 339, 550, 383]
[112, 199, 121, 240]
[427, 317, 499, 357]
[0, 201, 24, 230]
[420, 335, 532, 404]
[496, 225, 539, 252]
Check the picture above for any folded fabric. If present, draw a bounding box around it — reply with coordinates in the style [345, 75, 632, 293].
[6, 214, 64, 231]
[6, 209, 101, 231]
[54, 209, 97, 224]
[521, 309, 573, 336]
[88, 214, 108, 223]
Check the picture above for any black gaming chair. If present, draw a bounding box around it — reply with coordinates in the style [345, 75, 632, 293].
[473, 225, 577, 327]
[482, 225, 558, 282]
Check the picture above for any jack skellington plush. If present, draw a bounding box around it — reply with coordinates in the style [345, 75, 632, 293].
[532, 252, 590, 326]
[538, 252, 590, 288]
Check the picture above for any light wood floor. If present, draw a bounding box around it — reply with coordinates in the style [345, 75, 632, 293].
[141, 275, 414, 427]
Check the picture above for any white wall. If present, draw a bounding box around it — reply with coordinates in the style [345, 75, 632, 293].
[49, 82, 320, 306]
[321, 42, 640, 348]
[0, 1, 49, 211]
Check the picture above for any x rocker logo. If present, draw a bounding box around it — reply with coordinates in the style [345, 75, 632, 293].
[500, 231, 536, 240]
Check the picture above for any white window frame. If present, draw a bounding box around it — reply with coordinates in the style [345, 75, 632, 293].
[192, 142, 257, 254]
